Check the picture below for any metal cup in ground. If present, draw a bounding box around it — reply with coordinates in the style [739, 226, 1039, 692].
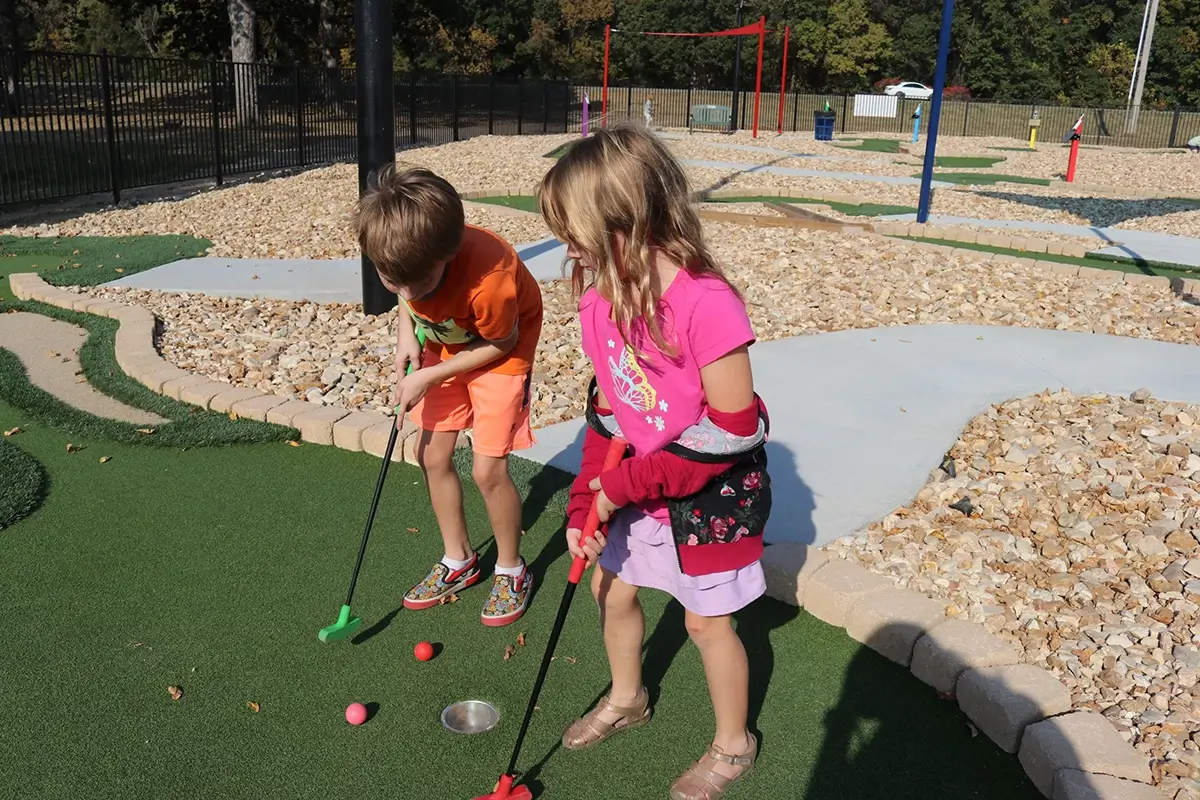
[442, 700, 499, 734]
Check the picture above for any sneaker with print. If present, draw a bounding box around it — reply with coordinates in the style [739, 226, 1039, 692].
[403, 554, 482, 610]
[481, 560, 533, 627]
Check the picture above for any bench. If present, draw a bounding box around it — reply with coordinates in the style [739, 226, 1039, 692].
[689, 104, 731, 133]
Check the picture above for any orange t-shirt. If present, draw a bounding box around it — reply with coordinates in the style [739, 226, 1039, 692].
[403, 225, 544, 376]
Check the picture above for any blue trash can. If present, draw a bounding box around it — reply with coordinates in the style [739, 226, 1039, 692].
[814, 111, 836, 141]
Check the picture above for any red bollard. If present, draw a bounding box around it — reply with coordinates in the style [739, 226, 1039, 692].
[1065, 113, 1084, 183]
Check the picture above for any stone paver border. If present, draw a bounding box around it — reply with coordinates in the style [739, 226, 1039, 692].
[760, 543, 1158, 798]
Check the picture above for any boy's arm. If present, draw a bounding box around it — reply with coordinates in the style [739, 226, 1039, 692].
[419, 271, 521, 383]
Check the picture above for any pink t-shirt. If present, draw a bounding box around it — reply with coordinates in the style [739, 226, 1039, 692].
[580, 270, 756, 519]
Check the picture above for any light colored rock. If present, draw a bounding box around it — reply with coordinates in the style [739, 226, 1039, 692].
[803, 557, 893, 627]
[296, 406, 352, 445]
[1020, 711, 1153, 797]
[210, 387, 266, 413]
[332, 411, 391, 452]
[958, 664, 1073, 753]
[845, 588, 949, 666]
[229, 393, 289, 422]
[1052, 769, 1168, 800]
[911, 618, 1024, 694]
[178, 380, 235, 410]
[266, 400, 320, 427]
[761, 543, 828, 607]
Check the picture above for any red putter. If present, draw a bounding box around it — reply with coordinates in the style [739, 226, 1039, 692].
[471, 436, 628, 800]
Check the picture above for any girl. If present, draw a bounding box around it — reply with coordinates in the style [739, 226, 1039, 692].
[537, 123, 772, 800]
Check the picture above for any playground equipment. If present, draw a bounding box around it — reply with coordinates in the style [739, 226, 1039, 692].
[1065, 113, 1084, 182]
[912, 103, 922, 144]
[582, 91, 590, 137]
[601, 20, 776, 138]
[1029, 109, 1040, 149]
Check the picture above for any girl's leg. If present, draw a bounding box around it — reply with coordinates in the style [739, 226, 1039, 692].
[684, 610, 754, 781]
[563, 565, 647, 747]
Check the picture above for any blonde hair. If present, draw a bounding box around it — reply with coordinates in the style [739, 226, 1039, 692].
[537, 122, 740, 356]
[354, 164, 464, 286]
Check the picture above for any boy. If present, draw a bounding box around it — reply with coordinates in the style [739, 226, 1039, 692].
[355, 165, 544, 627]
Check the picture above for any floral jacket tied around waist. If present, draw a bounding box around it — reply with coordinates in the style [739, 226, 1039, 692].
[584, 376, 773, 576]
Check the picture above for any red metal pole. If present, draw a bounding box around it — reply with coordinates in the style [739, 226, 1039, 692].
[752, 16, 765, 138]
[778, 25, 790, 134]
[602, 25, 611, 127]
[1066, 138, 1080, 182]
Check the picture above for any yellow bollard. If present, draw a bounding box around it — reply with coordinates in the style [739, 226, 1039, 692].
[1029, 126, 1038, 150]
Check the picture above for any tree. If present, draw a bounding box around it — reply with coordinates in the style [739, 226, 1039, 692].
[228, 0, 257, 122]
[795, 0, 891, 92]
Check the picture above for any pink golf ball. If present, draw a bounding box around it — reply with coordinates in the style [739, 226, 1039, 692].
[345, 702, 368, 726]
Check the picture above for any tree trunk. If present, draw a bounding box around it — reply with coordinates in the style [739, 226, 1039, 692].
[1, 0, 20, 117]
[228, 0, 258, 124]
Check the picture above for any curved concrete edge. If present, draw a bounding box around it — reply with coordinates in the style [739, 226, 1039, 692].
[761, 544, 1156, 799]
[7, 272, 428, 462]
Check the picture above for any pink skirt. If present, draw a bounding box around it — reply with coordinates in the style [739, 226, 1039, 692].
[598, 509, 765, 617]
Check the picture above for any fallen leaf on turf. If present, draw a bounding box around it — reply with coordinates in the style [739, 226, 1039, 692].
[99, 456, 111, 463]
[114, 268, 124, 273]
[136, 428, 155, 435]
[564, 656, 577, 664]
[228, 412, 238, 421]
[47, 350, 58, 357]
[503, 645, 515, 661]
[439, 593, 460, 605]
[76, 377, 87, 383]
[967, 722, 979, 738]
[517, 632, 526, 647]
[66, 443, 82, 453]
[251, 275, 260, 280]
[287, 440, 301, 447]
[127, 641, 144, 648]
[247, 701, 261, 713]
[167, 685, 183, 701]
[406, 527, 419, 533]
[3, 427, 20, 436]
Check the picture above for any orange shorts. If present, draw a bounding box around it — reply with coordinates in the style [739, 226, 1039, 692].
[409, 355, 535, 458]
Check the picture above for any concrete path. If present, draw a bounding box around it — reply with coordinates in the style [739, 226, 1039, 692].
[518, 324, 1200, 548]
[0, 313, 165, 424]
[880, 213, 1200, 268]
[656, 132, 848, 162]
[681, 159, 954, 188]
[105, 238, 570, 303]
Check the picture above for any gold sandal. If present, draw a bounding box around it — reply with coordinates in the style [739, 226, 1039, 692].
[669, 734, 758, 800]
[561, 688, 651, 750]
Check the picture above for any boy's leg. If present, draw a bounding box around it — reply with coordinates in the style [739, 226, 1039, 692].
[403, 372, 482, 610]
[467, 369, 536, 626]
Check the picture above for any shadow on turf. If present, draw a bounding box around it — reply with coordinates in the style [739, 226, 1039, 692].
[974, 189, 1200, 229]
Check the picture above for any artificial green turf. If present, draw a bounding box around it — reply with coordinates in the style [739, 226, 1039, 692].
[916, 172, 1052, 186]
[473, 195, 541, 214]
[0, 399, 1041, 799]
[0, 301, 295, 447]
[931, 156, 1005, 169]
[988, 146, 1037, 152]
[0, 434, 46, 529]
[0, 235, 211, 289]
[543, 141, 577, 160]
[706, 195, 919, 217]
[833, 138, 900, 153]
[894, 235, 1200, 278]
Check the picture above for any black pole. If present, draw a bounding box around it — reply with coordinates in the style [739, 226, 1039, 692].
[730, 0, 745, 132]
[209, 58, 223, 186]
[99, 49, 121, 205]
[355, 0, 397, 316]
[294, 62, 305, 165]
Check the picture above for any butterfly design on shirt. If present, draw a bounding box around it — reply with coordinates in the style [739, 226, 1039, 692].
[607, 343, 659, 416]
[405, 305, 475, 345]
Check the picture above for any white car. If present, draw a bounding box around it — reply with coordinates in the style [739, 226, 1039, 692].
[884, 81, 934, 100]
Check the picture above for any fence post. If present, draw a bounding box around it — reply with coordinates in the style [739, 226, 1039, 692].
[98, 49, 121, 205]
[488, 72, 495, 134]
[294, 61, 305, 165]
[210, 58, 223, 186]
[564, 81, 571, 132]
[1168, 107, 1181, 148]
[451, 75, 460, 141]
[626, 85, 632, 119]
[686, 84, 692, 126]
[791, 90, 799, 131]
[840, 94, 848, 133]
[542, 80, 549, 133]
[409, 73, 418, 145]
[517, 76, 523, 134]
[962, 99, 970, 136]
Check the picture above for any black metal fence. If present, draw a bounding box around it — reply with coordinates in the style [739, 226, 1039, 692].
[1, 49, 574, 207]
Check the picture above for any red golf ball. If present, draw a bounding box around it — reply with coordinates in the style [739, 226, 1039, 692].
[414, 641, 434, 662]
[345, 702, 368, 726]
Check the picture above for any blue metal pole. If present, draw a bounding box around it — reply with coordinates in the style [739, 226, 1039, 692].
[917, 0, 955, 224]
[912, 103, 922, 143]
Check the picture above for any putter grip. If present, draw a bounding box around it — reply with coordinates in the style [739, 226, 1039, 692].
[567, 436, 628, 585]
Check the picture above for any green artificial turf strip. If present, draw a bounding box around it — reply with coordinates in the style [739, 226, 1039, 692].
[473, 195, 541, 213]
[0, 300, 295, 447]
[832, 138, 900, 153]
[0, 435, 46, 529]
[988, 146, 1037, 152]
[0, 401, 1041, 799]
[916, 172, 1051, 186]
[894, 235, 1200, 278]
[932, 156, 1005, 169]
[0, 235, 211, 289]
[543, 141, 578, 160]
[706, 195, 918, 217]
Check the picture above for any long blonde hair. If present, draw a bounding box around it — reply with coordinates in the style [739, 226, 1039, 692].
[537, 122, 740, 356]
